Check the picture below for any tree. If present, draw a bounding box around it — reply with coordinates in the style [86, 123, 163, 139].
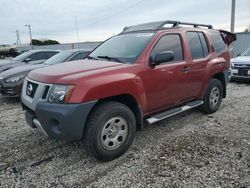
[243, 25, 250, 32]
[31, 39, 60, 45]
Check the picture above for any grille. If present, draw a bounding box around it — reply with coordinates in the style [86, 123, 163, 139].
[233, 63, 250, 70]
[238, 69, 248, 76]
[42, 86, 50, 99]
[26, 81, 38, 98]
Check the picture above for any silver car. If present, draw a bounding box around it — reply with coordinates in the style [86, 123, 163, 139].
[231, 46, 250, 81]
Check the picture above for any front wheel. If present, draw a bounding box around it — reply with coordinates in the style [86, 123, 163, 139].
[83, 101, 136, 161]
[200, 78, 223, 114]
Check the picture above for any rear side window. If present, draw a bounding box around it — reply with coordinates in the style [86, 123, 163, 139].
[151, 34, 183, 62]
[209, 31, 226, 53]
[187, 32, 209, 60]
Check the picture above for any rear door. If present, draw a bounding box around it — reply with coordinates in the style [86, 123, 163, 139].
[183, 31, 210, 98]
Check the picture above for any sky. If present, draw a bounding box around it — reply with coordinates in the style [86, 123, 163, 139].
[0, 0, 249, 44]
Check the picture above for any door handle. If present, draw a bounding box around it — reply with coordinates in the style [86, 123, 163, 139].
[183, 66, 191, 73]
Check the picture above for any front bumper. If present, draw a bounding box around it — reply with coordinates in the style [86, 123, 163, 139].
[230, 68, 250, 81]
[22, 101, 97, 140]
[0, 79, 22, 97]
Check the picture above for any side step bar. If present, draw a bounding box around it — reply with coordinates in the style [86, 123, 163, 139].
[146, 100, 203, 124]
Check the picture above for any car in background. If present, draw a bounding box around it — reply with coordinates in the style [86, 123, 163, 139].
[231, 46, 250, 81]
[0, 50, 60, 73]
[0, 49, 90, 97]
[0, 44, 17, 58]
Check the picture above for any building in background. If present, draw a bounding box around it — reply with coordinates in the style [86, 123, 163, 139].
[17, 41, 102, 53]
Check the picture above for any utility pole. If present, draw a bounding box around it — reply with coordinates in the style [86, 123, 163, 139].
[16, 30, 21, 46]
[230, 0, 236, 33]
[25, 24, 33, 49]
[75, 16, 80, 49]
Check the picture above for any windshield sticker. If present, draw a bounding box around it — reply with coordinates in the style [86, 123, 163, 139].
[135, 33, 154, 37]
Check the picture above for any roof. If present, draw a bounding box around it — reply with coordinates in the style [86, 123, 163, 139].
[65, 49, 91, 52]
[122, 20, 213, 34]
[29, 49, 61, 52]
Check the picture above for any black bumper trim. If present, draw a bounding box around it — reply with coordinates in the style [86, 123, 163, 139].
[24, 100, 97, 140]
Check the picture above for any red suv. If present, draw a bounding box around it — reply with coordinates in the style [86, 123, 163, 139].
[21, 21, 236, 161]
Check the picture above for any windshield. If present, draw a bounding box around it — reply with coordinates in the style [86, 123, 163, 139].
[44, 51, 75, 65]
[241, 47, 250, 56]
[89, 32, 155, 63]
[12, 51, 34, 61]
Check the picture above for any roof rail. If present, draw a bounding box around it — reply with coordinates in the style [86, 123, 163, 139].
[122, 20, 213, 33]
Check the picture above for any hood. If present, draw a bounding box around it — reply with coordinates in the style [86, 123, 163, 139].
[0, 61, 25, 73]
[28, 59, 128, 83]
[0, 60, 21, 67]
[231, 56, 250, 64]
[0, 63, 47, 79]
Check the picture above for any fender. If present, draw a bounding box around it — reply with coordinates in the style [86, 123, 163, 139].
[200, 54, 229, 97]
[68, 72, 148, 113]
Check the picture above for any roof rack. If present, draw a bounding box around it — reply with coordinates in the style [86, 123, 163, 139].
[122, 20, 213, 33]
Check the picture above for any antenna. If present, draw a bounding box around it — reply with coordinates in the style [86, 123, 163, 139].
[75, 16, 80, 49]
[16, 30, 21, 46]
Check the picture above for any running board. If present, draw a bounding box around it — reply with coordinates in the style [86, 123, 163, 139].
[146, 100, 203, 124]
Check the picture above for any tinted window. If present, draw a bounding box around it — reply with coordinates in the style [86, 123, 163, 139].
[209, 31, 226, 53]
[151, 34, 183, 62]
[187, 32, 204, 59]
[47, 51, 58, 58]
[241, 47, 250, 56]
[28, 52, 47, 61]
[12, 50, 35, 61]
[198, 33, 209, 56]
[43, 51, 75, 65]
[69, 52, 90, 61]
[89, 32, 155, 63]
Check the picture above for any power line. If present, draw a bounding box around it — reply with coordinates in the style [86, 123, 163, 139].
[78, 0, 145, 29]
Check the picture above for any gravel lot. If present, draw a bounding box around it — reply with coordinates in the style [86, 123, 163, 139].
[0, 82, 249, 187]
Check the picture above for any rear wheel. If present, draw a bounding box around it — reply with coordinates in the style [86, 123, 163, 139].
[200, 78, 223, 114]
[83, 102, 136, 161]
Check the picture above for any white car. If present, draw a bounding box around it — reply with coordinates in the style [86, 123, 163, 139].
[0, 44, 16, 53]
[231, 46, 250, 81]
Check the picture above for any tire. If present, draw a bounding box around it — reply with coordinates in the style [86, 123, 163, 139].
[83, 101, 136, 161]
[200, 78, 223, 114]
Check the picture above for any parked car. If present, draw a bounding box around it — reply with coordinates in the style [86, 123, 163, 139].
[21, 21, 236, 161]
[0, 44, 17, 58]
[230, 46, 250, 81]
[0, 49, 90, 97]
[0, 50, 60, 73]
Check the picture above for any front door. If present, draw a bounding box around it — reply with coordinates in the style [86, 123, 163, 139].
[143, 33, 190, 113]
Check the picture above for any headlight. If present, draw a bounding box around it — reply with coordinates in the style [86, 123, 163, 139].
[48, 84, 75, 104]
[230, 62, 234, 69]
[5, 75, 26, 83]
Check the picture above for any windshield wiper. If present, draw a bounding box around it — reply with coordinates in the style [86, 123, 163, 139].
[97, 56, 123, 63]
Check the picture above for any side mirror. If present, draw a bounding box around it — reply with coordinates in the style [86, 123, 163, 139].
[24, 58, 31, 63]
[151, 51, 174, 66]
[237, 53, 241, 57]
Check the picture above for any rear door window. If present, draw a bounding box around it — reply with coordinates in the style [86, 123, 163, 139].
[28, 52, 47, 61]
[187, 32, 203, 59]
[151, 34, 184, 62]
[198, 32, 209, 57]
